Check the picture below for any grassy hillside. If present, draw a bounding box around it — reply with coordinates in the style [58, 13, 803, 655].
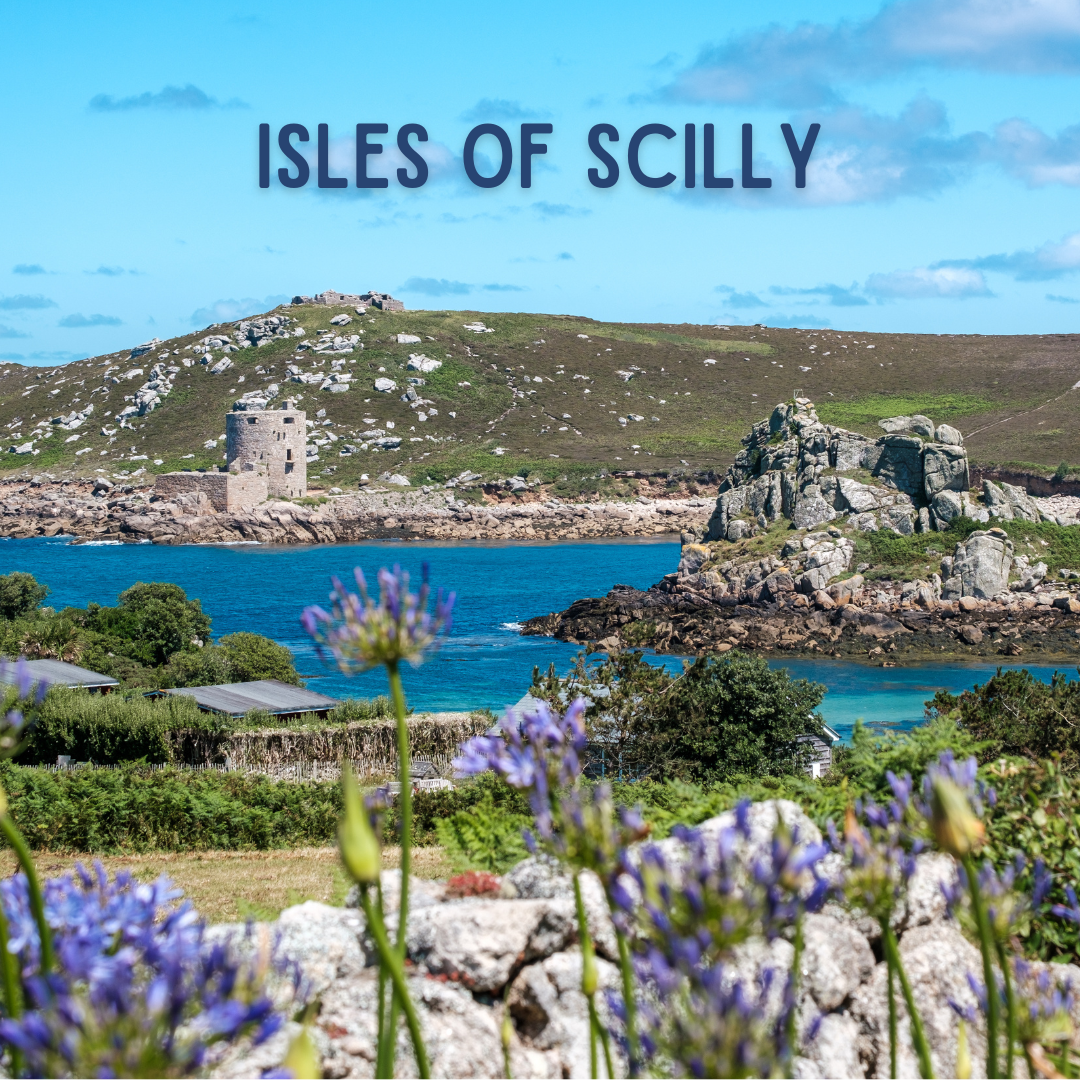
[1, 303, 1078, 493]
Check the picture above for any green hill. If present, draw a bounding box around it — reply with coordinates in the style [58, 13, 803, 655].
[1, 302, 1078, 494]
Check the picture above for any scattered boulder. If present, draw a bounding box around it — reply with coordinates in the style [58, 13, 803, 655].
[935, 423, 963, 445]
[922, 444, 969, 500]
[878, 415, 914, 434]
[930, 489, 962, 527]
[406, 354, 443, 373]
[951, 529, 1013, 598]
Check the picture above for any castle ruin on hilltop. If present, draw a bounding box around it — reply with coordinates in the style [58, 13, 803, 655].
[290, 289, 404, 311]
[154, 399, 307, 511]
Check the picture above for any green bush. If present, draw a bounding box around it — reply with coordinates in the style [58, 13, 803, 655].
[80, 582, 212, 666]
[405, 773, 532, 845]
[0, 761, 342, 853]
[329, 696, 395, 723]
[981, 758, 1080, 961]
[17, 689, 221, 766]
[833, 714, 984, 802]
[0, 572, 49, 620]
[928, 667, 1080, 768]
[533, 650, 827, 783]
[434, 792, 532, 873]
[218, 632, 300, 685]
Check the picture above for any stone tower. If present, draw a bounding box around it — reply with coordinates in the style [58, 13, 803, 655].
[226, 400, 307, 499]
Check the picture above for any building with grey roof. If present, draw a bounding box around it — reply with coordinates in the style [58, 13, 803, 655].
[154, 679, 339, 719]
[0, 659, 119, 692]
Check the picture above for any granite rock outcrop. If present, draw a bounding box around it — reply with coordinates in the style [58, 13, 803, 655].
[212, 801, 1080, 1079]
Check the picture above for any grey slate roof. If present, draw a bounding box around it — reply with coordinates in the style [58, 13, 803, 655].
[159, 679, 339, 717]
[0, 659, 119, 690]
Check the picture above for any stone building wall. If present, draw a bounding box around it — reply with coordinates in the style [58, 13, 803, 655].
[152, 470, 268, 513]
[225, 401, 307, 499]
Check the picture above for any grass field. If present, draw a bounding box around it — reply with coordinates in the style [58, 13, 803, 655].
[0, 845, 453, 922]
[2, 307, 1078, 495]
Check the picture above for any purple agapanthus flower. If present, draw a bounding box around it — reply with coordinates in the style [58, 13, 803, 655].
[301, 563, 454, 672]
[624, 805, 829, 1076]
[454, 698, 587, 838]
[0, 864, 304, 1077]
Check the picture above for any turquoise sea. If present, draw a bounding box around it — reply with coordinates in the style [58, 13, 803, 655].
[1, 536, 1076, 739]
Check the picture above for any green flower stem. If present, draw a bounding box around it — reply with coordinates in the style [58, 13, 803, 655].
[0, 813, 53, 974]
[1022, 1041, 1036, 1080]
[962, 854, 999, 1080]
[359, 884, 430, 1079]
[994, 939, 1016, 1079]
[375, 880, 392, 1080]
[882, 924, 934, 1079]
[590, 998, 615, 1080]
[887, 958, 898, 1080]
[786, 912, 804, 1067]
[0, 900, 20, 1019]
[387, 661, 412, 1075]
[614, 926, 641, 1078]
[573, 874, 613, 1079]
[501, 983, 514, 1080]
[0, 901, 23, 1077]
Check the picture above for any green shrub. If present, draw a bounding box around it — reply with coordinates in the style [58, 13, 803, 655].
[329, 696, 395, 723]
[405, 773, 532, 845]
[980, 758, 1080, 961]
[533, 650, 827, 783]
[0, 572, 49, 620]
[833, 714, 984, 801]
[17, 689, 220, 766]
[81, 582, 212, 666]
[928, 667, 1080, 768]
[0, 761, 342, 853]
[217, 632, 300, 685]
[434, 792, 532, 873]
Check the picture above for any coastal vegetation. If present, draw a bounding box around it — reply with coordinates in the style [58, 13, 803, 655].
[1, 303, 1077, 497]
[530, 648, 827, 782]
[0, 570, 300, 688]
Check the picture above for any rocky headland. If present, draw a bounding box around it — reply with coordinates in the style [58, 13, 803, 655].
[0, 476, 711, 545]
[523, 399, 1080, 663]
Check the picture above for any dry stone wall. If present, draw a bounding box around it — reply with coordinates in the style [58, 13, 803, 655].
[212, 800, 1080, 1080]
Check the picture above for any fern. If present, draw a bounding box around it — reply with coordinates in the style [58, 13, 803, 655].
[433, 793, 531, 873]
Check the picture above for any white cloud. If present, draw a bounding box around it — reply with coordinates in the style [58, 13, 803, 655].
[666, 0, 1080, 107]
[865, 266, 993, 298]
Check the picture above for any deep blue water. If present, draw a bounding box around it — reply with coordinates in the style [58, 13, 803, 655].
[1, 536, 1076, 739]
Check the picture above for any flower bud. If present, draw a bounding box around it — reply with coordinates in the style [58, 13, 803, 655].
[581, 948, 599, 997]
[930, 777, 984, 858]
[338, 766, 381, 885]
[281, 1026, 320, 1080]
[955, 1019, 971, 1080]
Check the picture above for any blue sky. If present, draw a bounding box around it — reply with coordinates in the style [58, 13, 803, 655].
[4, 0, 1080, 363]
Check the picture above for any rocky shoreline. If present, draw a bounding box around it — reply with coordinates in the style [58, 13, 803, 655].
[521, 573, 1080, 664]
[523, 398, 1080, 664]
[0, 479, 711, 545]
